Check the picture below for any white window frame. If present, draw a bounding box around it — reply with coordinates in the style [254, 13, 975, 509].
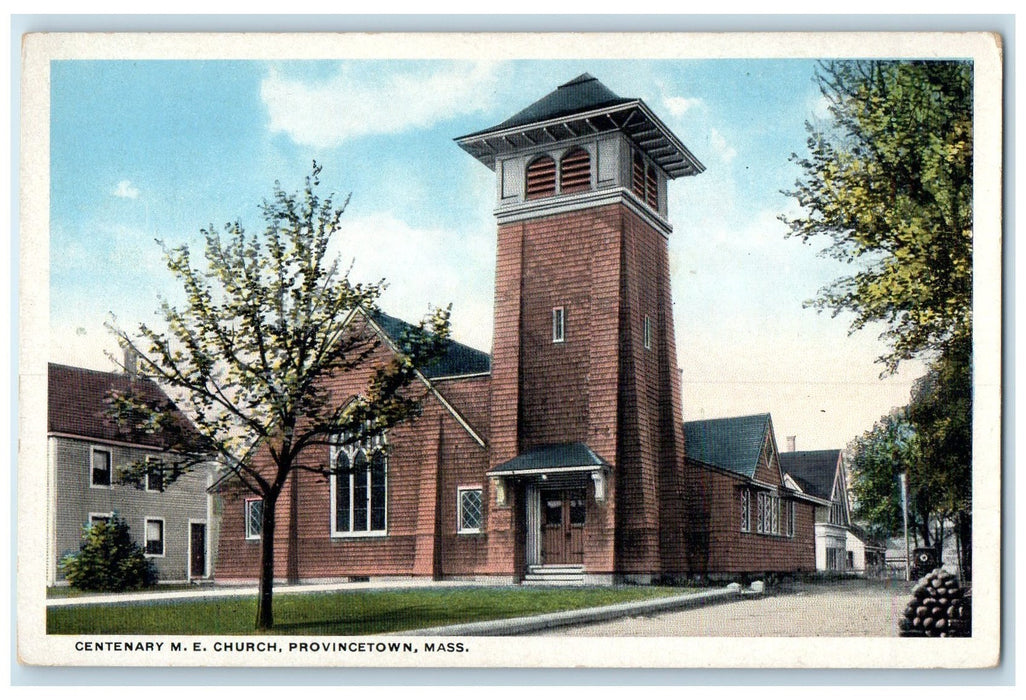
[740, 488, 751, 532]
[89, 446, 113, 489]
[756, 492, 783, 536]
[144, 457, 164, 493]
[87, 512, 112, 527]
[787, 501, 796, 538]
[143, 517, 165, 558]
[330, 432, 388, 538]
[457, 485, 484, 534]
[244, 498, 263, 540]
[552, 306, 565, 343]
[643, 315, 652, 350]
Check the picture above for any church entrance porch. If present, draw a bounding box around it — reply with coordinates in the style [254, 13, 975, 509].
[488, 442, 612, 583]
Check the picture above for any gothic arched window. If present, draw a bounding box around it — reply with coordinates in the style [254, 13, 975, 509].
[330, 431, 387, 536]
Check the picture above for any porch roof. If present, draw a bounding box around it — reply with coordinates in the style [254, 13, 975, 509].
[487, 442, 610, 476]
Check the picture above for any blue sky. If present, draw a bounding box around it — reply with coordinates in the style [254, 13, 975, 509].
[48, 58, 927, 450]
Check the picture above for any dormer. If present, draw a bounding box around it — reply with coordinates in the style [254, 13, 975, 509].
[455, 73, 705, 234]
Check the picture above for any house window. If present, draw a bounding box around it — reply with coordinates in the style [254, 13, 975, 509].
[90, 448, 112, 488]
[559, 147, 591, 194]
[787, 501, 796, 538]
[552, 307, 565, 343]
[245, 499, 263, 540]
[740, 489, 751, 532]
[144, 518, 165, 556]
[643, 315, 652, 350]
[145, 459, 164, 492]
[331, 432, 388, 536]
[458, 487, 483, 534]
[525, 155, 556, 199]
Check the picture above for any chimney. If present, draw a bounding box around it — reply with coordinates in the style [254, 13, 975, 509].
[786, 435, 796, 452]
[124, 347, 138, 378]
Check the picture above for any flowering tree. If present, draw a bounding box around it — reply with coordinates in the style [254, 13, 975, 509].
[110, 163, 450, 628]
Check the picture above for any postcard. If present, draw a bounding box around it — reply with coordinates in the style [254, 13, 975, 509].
[18, 30, 1002, 669]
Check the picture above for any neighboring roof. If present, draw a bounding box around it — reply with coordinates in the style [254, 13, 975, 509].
[683, 413, 771, 479]
[370, 311, 491, 379]
[48, 363, 188, 448]
[778, 449, 841, 502]
[489, 442, 609, 476]
[455, 73, 704, 179]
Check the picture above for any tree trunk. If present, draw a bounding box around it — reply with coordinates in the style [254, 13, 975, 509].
[255, 491, 279, 630]
[956, 510, 972, 582]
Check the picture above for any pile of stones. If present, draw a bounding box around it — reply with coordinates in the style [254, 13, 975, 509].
[898, 567, 971, 637]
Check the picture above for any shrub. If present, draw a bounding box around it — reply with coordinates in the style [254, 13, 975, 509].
[60, 514, 158, 591]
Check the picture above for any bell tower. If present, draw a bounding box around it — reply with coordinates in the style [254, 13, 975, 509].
[457, 74, 704, 582]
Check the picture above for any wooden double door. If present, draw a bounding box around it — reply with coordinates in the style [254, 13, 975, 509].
[540, 488, 586, 565]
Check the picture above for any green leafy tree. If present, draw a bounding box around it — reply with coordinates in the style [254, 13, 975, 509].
[109, 163, 451, 629]
[60, 515, 158, 592]
[782, 60, 972, 371]
[909, 334, 972, 579]
[847, 410, 922, 543]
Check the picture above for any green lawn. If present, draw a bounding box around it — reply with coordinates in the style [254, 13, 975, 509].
[47, 586, 687, 635]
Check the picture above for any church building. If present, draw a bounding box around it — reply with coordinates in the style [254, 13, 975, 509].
[214, 74, 816, 584]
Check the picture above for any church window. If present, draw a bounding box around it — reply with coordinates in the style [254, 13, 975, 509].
[643, 315, 652, 350]
[552, 307, 565, 343]
[331, 431, 388, 536]
[458, 487, 483, 533]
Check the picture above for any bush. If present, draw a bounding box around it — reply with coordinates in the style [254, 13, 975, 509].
[60, 514, 158, 591]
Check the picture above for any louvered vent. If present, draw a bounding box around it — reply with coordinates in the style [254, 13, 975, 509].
[645, 164, 658, 209]
[559, 147, 591, 194]
[631, 151, 646, 199]
[526, 155, 557, 199]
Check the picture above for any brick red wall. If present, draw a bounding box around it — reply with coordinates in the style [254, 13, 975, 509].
[683, 460, 816, 575]
[214, 316, 492, 581]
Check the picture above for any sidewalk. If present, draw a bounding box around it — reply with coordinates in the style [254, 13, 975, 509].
[407, 585, 753, 636]
[45, 578, 496, 608]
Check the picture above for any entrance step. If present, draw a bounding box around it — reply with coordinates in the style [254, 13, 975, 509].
[523, 565, 585, 586]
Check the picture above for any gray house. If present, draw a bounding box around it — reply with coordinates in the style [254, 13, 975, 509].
[46, 363, 216, 585]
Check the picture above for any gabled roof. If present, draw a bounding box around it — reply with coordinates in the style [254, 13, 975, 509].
[778, 449, 842, 502]
[48, 363, 189, 448]
[455, 73, 704, 179]
[370, 311, 491, 379]
[489, 442, 609, 476]
[683, 413, 772, 479]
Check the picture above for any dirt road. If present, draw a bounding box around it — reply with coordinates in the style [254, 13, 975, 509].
[537, 579, 914, 637]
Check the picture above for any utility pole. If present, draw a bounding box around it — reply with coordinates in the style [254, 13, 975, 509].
[900, 472, 911, 582]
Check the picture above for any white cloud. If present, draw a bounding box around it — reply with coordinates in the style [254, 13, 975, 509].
[709, 128, 737, 163]
[663, 95, 705, 117]
[329, 211, 495, 352]
[113, 180, 139, 199]
[260, 63, 500, 148]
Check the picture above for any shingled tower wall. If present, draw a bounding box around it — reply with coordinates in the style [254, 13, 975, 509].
[457, 74, 704, 581]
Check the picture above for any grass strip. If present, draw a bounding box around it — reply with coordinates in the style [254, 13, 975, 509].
[48, 585, 687, 635]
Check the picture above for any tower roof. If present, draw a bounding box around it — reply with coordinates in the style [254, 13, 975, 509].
[456, 73, 704, 179]
[486, 73, 633, 132]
